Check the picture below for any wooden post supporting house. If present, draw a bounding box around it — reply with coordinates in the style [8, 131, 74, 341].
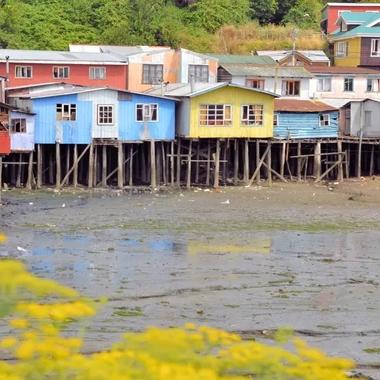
[195, 141, 200, 184]
[186, 140, 192, 189]
[118, 141, 124, 188]
[129, 145, 134, 186]
[88, 143, 94, 188]
[26, 151, 33, 190]
[150, 140, 156, 188]
[234, 139, 239, 186]
[267, 141, 272, 187]
[313, 142, 321, 178]
[102, 145, 107, 187]
[16, 153, 22, 187]
[55, 142, 61, 189]
[280, 142, 286, 178]
[37, 144, 42, 189]
[206, 140, 211, 186]
[170, 141, 174, 187]
[358, 131, 363, 178]
[73, 145, 78, 187]
[176, 138, 181, 187]
[255, 139, 260, 185]
[297, 142, 302, 182]
[214, 138, 220, 188]
[337, 140, 343, 181]
[248, 145, 270, 186]
[370, 144, 375, 177]
[65, 145, 70, 186]
[162, 142, 167, 185]
[243, 139, 249, 184]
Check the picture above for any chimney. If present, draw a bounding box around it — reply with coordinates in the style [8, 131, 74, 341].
[190, 74, 195, 93]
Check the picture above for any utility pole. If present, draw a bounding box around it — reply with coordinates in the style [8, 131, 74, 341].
[291, 26, 298, 66]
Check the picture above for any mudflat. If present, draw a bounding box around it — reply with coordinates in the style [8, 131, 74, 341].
[1, 179, 380, 378]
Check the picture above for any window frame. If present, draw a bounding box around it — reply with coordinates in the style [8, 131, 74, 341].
[317, 77, 332, 92]
[56, 103, 77, 121]
[97, 105, 114, 125]
[142, 64, 164, 85]
[188, 64, 209, 83]
[245, 78, 265, 90]
[136, 103, 158, 122]
[89, 67, 106, 80]
[343, 77, 354, 92]
[273, 114, 279, 127]
[240, 104, 264, 126]
[10, 118, 27, 133]
[319, 113, 330, 127]
[281, 80, 301, 96]
[366, 77, 380, 92]
[53, 66, 70, 79]
[336, 41, 349, 58]
[199, 104, 233, 127]
[371, 39, 380, 57]
[15, 66, 32, 79]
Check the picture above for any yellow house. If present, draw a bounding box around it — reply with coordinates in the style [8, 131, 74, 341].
[145, 82, 278, 138]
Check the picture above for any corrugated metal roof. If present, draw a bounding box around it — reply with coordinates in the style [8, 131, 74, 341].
[306, 66, 380, 75]
[220, 64, 314, 78]
[323, 98, 363, 108]
[274, 99, 337, 113]
[0, 49, 127, 64]
[206, 54, 276, 65]
[144, 82, 279, 98]
[338, 12, 374, 24]
[69, 44, 169, 55]
[332, 13, 380, 40]
[256, 50, 330, 63]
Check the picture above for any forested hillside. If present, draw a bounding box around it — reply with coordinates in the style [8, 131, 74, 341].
[0, 0, 376, 53]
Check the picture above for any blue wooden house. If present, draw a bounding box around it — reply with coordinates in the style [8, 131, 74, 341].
[8, 86, 177, 144]
[273, 99, 339, 139]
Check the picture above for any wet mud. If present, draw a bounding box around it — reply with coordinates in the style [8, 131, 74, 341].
[1, 180, 380, 378]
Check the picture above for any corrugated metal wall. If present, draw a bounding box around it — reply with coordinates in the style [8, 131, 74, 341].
[273, 111, 339, 139]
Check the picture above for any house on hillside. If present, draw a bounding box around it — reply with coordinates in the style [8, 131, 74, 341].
[216, 65, 313, 99]
[330, 12, 380, 67]
[254, 50, 330, 67]
[322, 2, 380, 35]
[341, 98, 380, 137]
[273, 99, 339, 139]
[145, 82, 279, 139]
[205, 54, 276, 66]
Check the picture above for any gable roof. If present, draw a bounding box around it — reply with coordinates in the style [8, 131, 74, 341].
[274, 99, 338, 113]
[205, 54, 275, 65]
[305, 66, 380, 75]
[331, 12, 380, 40]
[145, 82, 279, 98]
[335, 11, 374, 26]
[255, 50, 330, 63]
[220, 64, 314, 78]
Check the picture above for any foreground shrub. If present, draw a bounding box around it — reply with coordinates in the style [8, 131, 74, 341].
[0, 234, 355, 379]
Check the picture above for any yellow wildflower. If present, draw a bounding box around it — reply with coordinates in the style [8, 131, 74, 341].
[1, 337, 18, 349]
[9, 318, 29, 329]
[0, 233, 7, 242]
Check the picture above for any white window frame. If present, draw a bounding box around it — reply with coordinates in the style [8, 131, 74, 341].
[343, 77, 354, 92]
[245, 78, 265, 90]
[15, 66, 32, 78]
[89, 67, 106, 80]
[336, 41, 349, 58]
[199, 104, 232, 126]
[366, 77, 380, 92]
[56, 103, 76, 121]
[273, 114, 279, 127]
[136, 104, 158, 122]
[241, 104, 264, 126]
[97, 105, 114, 125]
[53, 66, 70, 79]
[371, 39, 380, 57]
[319, 113, 330, 127]
[317, 77, 332, 92]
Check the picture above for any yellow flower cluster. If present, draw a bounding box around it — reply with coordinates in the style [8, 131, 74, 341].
[0, 253, 358, 380]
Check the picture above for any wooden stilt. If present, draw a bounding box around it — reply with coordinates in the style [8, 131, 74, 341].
[88, 143, 94, 188]
[267, 141, 272, 187]
[129, 145, 134, 186]
[156, 141, 162, 185]
[48, 149, 54, 185]
[102, 145, 107, 187]
[195, 141, 200, 183]
[73, 145, 78, 187]
[261, 162, 287, 183]
[162, 142, 167, 185]
[187, 140, 192, 189]
[141, 144, 147, 183]
[222, 139, 228, 184]
[206, 140, 211, 186]
[26, 151, 33, 190]
[170, 141, 174, 187]
[94, 145, 98, 185]
[16, 153, 22, 187]
[337, 140, 344, 181]
[234, 139, 239, 186]
[280, 142, 286, 178]
[314, 158, 343, 183]
[176, 138, 181, 187]
[65, 145, 70, 186]
[243, 139, 249, 184]
[248, 145, 270, 186]
[37, 144, 42, 189]
[255, 139, 261, 185]
[313, 142, 321, 178]
[118, 141, 124, 189]
[370, 144, 375, 177]
[358, 132, 363, 178]
[55, 142, 61, 189]
[150, 140, 156, 188]
[214, 138, 220, 189]
[297, 142, 302, 182]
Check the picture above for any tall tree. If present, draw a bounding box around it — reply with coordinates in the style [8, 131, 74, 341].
[282, 0, 321, 29]
[249, 0, 278, 25]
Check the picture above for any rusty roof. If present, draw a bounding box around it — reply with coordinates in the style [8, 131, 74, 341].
[274, 99, 338, 113]
[305, 66, 380, 75]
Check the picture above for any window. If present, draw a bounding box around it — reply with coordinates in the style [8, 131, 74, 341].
[343, 77, 354, 92]
[199, 104, 232, 126]
[11, 119, 26, 133]
[142, 64, 163, 84]
[245, 79, 265, 90]
[282, 80, 300, 96]
[241, 105, 264, 126]
[136, 104, 158, 122]
[367, 78, 380, 92]
[319, 113, 330, 127]
[89, 67, 106, 80]
[15, 66, 32, 78]
[365, 110, 372, 128]
[371, 39, 380, 57]
[273, 114, 279, 126]
[98, 105, 113, 125]
[317, 78, 332, 92]
[53, 66, 70, 79]
[188, 65, 209, 83]
[56, 104, 76, 121]
[336, 41, 349, 58]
